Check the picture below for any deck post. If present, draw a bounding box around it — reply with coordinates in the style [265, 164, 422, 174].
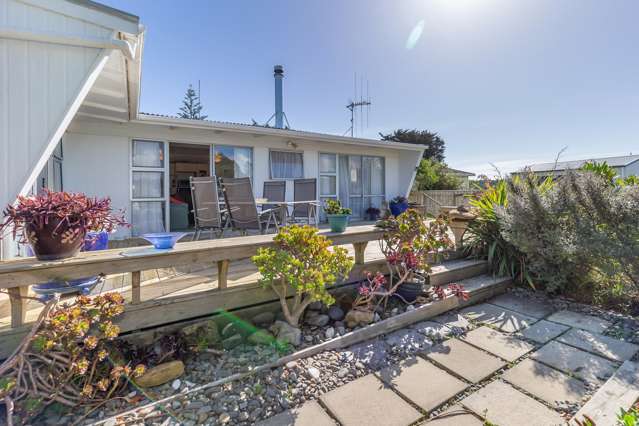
[353, 242, 368, 265]
[217, 260, 229, 290]
[8, 287, 29, 327]
[131, 271, 141, 304]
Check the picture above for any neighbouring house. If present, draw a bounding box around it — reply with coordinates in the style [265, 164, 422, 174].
[0, 0, 424, 259]
[443, 168, 475, 189]
[512, 155, 639, 179]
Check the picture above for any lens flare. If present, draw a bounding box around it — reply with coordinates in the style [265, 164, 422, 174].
[406, 20, 425, 50]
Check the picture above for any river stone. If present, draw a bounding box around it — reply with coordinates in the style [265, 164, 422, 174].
[252, 311, 276, 327]
[328, 305, 345, 321]
[271, 320, 302, 346]
[345, 309, 374, 328]
[305, 312, 330, 327]
[135, 360, 185, 388]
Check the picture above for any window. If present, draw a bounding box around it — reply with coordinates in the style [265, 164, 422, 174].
[270, 150, 303, 179]
[52, 140, 63, 192]
[131, 140, 166, 236]
[319, 153, 337, 221]
[337, 154, 385, 219]
[213, 145, 252, 179]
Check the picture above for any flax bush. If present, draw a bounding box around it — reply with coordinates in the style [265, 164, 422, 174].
[499, 170, 639, 308]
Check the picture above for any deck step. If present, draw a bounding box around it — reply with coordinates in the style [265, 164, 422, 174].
[571, 360, 639, 425]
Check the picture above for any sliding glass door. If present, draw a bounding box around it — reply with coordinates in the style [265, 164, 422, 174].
[321, 153, 385, 220]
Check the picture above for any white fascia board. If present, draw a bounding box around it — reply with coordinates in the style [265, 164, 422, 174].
[17, 0, 140, 35]
[134, 114, 425, 152]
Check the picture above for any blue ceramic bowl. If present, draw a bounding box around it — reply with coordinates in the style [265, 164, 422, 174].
[33, 276, 102, 302]
[141, 232, 188, 249]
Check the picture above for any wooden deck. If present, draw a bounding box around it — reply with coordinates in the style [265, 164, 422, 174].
[0, 239, 386, 329]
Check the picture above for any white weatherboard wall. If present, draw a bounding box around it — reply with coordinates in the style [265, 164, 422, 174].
[64, 118, 421, 239]
[0, 0, 112, 258]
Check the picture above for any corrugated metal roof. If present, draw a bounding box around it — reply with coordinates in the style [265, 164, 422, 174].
[525, 154, 639, 172]
[137, 112, 424, 151]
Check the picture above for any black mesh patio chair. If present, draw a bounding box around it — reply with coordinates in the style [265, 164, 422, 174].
[190, 176, 228, 240]
[220, 177, 280, 234]
[263, 180, 287, 223]
[291, 178, 318, 225]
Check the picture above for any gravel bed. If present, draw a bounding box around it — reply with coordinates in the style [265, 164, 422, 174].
[42, 288, 638, 426]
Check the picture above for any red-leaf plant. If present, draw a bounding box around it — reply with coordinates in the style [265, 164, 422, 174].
[0, 190, 128, 243]
[354, 209, 453, 310]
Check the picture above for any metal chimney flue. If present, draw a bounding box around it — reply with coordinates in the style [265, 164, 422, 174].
[274, 65, 284, 128]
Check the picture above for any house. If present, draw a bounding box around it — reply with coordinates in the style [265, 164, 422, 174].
[0, 0, 424, 259]
[513, 155, 639, 179]
[443, 168, 475, 189]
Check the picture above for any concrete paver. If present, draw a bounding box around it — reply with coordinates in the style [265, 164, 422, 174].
[571, 360, 639, 426]
[432, 312, 471, 333]
[423, 338, 506, 383]
[489, 293, 555, 319]
[531, 340, 618, 384]
[460, 303, 537, 332]
[320, 374, 422, 426]
[378, 357, 468, 412]
[461, 380, 565, 426]
[462, 326, 535, 362]
[425, 406, 483, 425]
[256, 401, 336, 426]
[546, 310, 611, 334]
[557, 328, 639, 362]
[519, 319, 570, 344]
[502, 358, 589, 409]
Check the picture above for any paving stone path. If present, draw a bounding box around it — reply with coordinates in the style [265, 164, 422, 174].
[256, 291, 639, 426]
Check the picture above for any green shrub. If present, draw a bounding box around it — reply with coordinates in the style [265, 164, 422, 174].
[252, 225, 354, 326]
[464, 179, 538, 287]
[414, 159, 462, 190]
[500, 170, 639, 306]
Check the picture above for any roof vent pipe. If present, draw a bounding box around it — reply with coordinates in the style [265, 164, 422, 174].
[274, 65, 284, 128]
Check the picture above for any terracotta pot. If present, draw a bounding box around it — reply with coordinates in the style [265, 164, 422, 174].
[26, 216, 86, 260]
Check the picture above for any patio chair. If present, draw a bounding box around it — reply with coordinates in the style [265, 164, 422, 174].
[290, 178, 318, 225]
[219, 177, 280, 235]
[262, 180, 287, 223]
[190, 176, 227, 240]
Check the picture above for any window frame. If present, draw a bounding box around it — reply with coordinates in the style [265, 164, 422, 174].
[269, 149, 304, 180]
[211, 144, 254, 180]
[130, 139, 169, 235]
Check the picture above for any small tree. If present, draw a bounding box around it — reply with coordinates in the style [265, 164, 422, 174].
[380, 129, 446, 161]
[253, 225, 354, 326]
[414, 158, 462, 190]
[178, 84, 207, 120]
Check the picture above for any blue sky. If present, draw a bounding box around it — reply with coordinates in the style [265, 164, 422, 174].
[102, 0, 639, 176]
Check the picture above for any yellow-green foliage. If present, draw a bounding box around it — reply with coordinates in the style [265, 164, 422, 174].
[253, 225, 354, 326]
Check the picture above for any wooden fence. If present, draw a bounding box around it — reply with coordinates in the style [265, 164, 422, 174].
[410, 190, 477, 217]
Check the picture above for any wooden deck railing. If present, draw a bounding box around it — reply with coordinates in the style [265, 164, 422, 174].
[0, 225, 384, 329]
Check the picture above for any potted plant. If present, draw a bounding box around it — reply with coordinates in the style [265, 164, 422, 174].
[365, 206, 381, 221]
[324, 199, 352, 233]
[354, 209, 452, 306]
[389, 195, 409, 217]
[252, 225, 353, 332]
[0, 190, 127, 260]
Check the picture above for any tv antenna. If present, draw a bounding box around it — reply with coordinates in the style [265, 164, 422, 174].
[345, 73, 371, 137]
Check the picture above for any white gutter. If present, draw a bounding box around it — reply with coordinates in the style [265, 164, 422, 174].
[0, 26, 138, 60]
[134, 114, 426, 152]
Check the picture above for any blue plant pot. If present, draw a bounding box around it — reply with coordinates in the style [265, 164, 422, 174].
[327, 214, 350, 233]
[31, 231, 109, 301]
[389, 201, 409, 217]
